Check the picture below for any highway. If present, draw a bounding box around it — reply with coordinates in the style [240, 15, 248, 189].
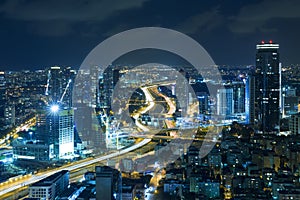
[0, 138, 151, 197]
[0, 117, 36, 148]
[0, 85, 159, 197]
[0, 82, 218, 199]
[132, 86, 157, 132]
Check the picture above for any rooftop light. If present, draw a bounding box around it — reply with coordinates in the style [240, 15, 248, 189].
[50, 104, 59, 113]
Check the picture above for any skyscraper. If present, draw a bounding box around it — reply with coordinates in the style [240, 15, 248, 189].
[217, 88, 234, 116]
[97, 66, 121, 113]
[0, 71, 6, 103]
[46, 106, 74, 159]
[254, 41, 281, 133]
[232, 81, 245, 114]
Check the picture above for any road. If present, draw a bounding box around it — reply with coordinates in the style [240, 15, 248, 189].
[0, 117, 36, 148]
[0, 82, 221, 199]
[132, 86, 157, 132]
[0, 85, 158, 198]
[0, 138, 151, 197]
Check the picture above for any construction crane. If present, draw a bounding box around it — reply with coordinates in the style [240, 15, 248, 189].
[45, 70, 51, 96]
[59, 79, 72, 103]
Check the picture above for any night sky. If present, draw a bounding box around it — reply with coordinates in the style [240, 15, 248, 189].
[0, 0, 300, 71]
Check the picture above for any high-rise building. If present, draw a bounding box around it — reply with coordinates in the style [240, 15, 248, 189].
[0, 71, 6, 129]
[289, 113, 300, 135]
[95, 66, 121, 151]
[46, 106, 74, 159]
[73, 66, 105, 152]
[282, 86, 299, 117]
[232, 82, 245, 114]
[97, 66, 121, 113]
[176, 69, 190, 116]
[217, 88, 234, 116]
[0, 71, 6, 103]
[197, 92, 209, 115]
[254, 41, 281, 133]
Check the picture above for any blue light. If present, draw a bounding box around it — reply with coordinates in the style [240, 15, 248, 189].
[50, 104, 59, 113]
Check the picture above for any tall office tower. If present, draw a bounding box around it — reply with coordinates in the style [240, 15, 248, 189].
[96, 166, 122, 200]
[217, 88, 234, 116]
[254, 41, 281, 133]
[197, 92, 209, 114]
[89, 65, 101, 108]
[46, 106, 74, 159]
[113, 68, 120, 87]
[0, 71, 6, 103]
[0, 71, 6, 130]
[175, 69, 190, 116]
[231, 82, 245, 114]
[96, 67, 120, 149]
[97, 66, 120, 113]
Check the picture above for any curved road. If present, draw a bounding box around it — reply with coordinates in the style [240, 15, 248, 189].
[0, 86, 158, 197]
[0, 83, 177, 197]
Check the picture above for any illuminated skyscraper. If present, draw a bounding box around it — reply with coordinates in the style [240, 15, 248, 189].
[232, 82, 245, 114]
[46, 106, 74, 159]
[217, 88, 234, 116]
[254, 41, 281, 133]
[0, 71, 6, 103]
[97, 66, 120, 113]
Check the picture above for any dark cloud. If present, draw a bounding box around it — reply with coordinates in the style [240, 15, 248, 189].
[229, 0, 300, 33]
[0, 0, 300, 69]
[28, 21, 74, 37]
[0, 0, 149, 37]
[0, 0, 149, 21]
[176, 7, 224, 34]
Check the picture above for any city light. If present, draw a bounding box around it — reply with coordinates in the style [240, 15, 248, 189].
[50, 104, 59, 113]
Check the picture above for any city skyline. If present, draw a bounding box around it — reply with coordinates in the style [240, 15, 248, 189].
[1, 39, 300, 199]
[1, 1, 300, 199]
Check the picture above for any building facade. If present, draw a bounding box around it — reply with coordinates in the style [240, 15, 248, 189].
[29, 170, 69, 200]
[46, 107, 74, 159]
[217, 88, 234, 116]
[254, 41, 281, 133]
[289, 113, 300, 135]
[96, 166, 122, 200]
